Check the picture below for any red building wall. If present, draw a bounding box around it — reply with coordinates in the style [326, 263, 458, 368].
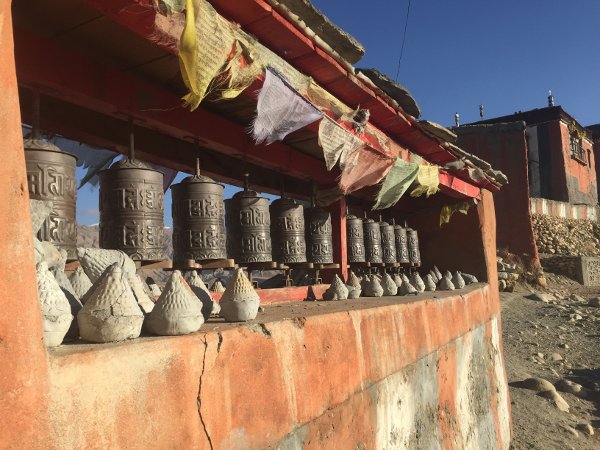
[456, 122, 540, 267]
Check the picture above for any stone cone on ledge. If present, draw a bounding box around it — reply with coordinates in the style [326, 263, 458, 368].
[410, 272, 426, 293]
[211, 279, 226, 293]
[462, 273, 478, 285]
[188, 270, 220, 319]
[52, 249, 82, 339]
[323, 274, 349, 301]
[36, 262, 73, 347]
[429, 269, 439, 284]
[399, 274, 417, 296]
[69, 266, 93, 300]
[77, 247, 137, 283]
[78, 263, 144, 343]
[439, 274, 456, 291]
[381, 272, 398, 296]
[362, 275, 384, 297]
[394, 273, 403, 288]
[220, 269, 260, 322]
[145, 270, 204, 336]
[424, 274, 437, 291]
[452, 271, 466, 289]
[30, 199, 53, 235]
[346, 271, 361, 299]
[433, 266, 443, 280]
[127, 273, 156, 315]
[146, 277, 162, 300]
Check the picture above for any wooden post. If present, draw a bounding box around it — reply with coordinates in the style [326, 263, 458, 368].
[327, 196, 348, 283]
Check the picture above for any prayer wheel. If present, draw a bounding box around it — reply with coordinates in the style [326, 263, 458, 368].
[25, 139, 78, 259]
[305, 207, 333, 264]
[346, 213, 365, 263]
[171, 160, 226, 262]
[363, 217, 383, 264]
[270, 197, 307, 264]
[407, 227, 422, 266]
[394, 222, 410, 264]
[379, 219, 397, 264]
[225, 176, 272, 263]
[99, 158, 165, 261]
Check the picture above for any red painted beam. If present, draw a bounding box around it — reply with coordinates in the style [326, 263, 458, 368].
[14, 28, 334, 188]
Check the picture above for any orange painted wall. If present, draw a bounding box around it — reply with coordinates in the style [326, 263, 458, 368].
[0, 2, 52, 448]
[556, 121, 597, 205]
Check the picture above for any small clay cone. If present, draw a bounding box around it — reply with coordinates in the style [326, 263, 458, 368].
[381, 273, 398, 296]
[187, 270, 218, 319]
[444, 270, 453, 281]
[462, 273, 478, 284]
[346, 271, 362, 299]
[399, 274, 417, 296]
[127, 273, 155, 315]
[52, 250, 82, 339]
[77, 247, 137, 283]
[69, 266, 93, 300]
[363, 275, 384, 297]
[323, 274, 349, 301]
[146, 277, 162, 300]
[410, 272, 426, 293]
[428, 270, 439, 284]
[452, 271, 465, 289]
[211, 279, 226, 293]
[424, 274, 437, 291]
[34, 239, 62, 268]
[433, 266, 443, 280]
[220, 269, 260, 322]
[439, 274, 456, 291]
[145, 271, 204, 336]
[393, 273, 403, 288]
[77, 263, 144, 343]
[36, 262, 73, 347]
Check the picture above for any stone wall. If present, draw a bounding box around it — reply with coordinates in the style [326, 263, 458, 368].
[46, 285, 510, 450]
[532, 214, 600, 256]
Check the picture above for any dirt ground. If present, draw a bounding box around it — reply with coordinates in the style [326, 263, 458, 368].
[502, 273, 600, 449]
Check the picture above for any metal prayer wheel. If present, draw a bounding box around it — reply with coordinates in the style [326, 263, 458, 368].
[394, 222, 410, 264]
[379, 219, 397, 264]
[270, 197, 307, 264]
[305, 207, 333, 264]
[25, 139, 78, 259]
[171, 160, 226, 262]
[225, 175, 272, 263]
[363, 217, 383, 264]
[346, 213, 365, 263]
[407, 227, 422, 266]
[99, 158, 164, 261]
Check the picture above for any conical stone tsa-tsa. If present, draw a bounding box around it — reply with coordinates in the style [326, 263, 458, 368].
[77, 263, 144, 343]
[439, 275, 456, 291]
[346, 271, 361, 299]
[399, 274, 417, 295]
[210, 279, 226, 293]
[187, 270, 220, 319]
[146, 277, 162, 300]
[52, 250, 82, 338]
[36, 262, 73, 347]
[220, 269, 260, 322]
[428, 269, 439, 284]
[433, 266, 443, 280]
[410, 272, 425, 293]
[393, 273, 403, 288]
[462, 273, 478, 285]
[452, 271, 466, 289]
[127, 273, 156, 315]
[145, 271, 204, 336]
[381, 272, 398, 296]
[424, 274, 437, 291]
[362, 275, 383, 297]
[69, 266, 93, 300]
[323, 274, 349, 301]
[77, 247, 137, 283]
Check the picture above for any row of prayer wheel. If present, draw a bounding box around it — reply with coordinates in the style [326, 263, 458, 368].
[346, 214, 421, 266]
[24, 141, 419, 267]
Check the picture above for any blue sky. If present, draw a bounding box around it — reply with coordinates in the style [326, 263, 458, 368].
[76, 0, 600, 225]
